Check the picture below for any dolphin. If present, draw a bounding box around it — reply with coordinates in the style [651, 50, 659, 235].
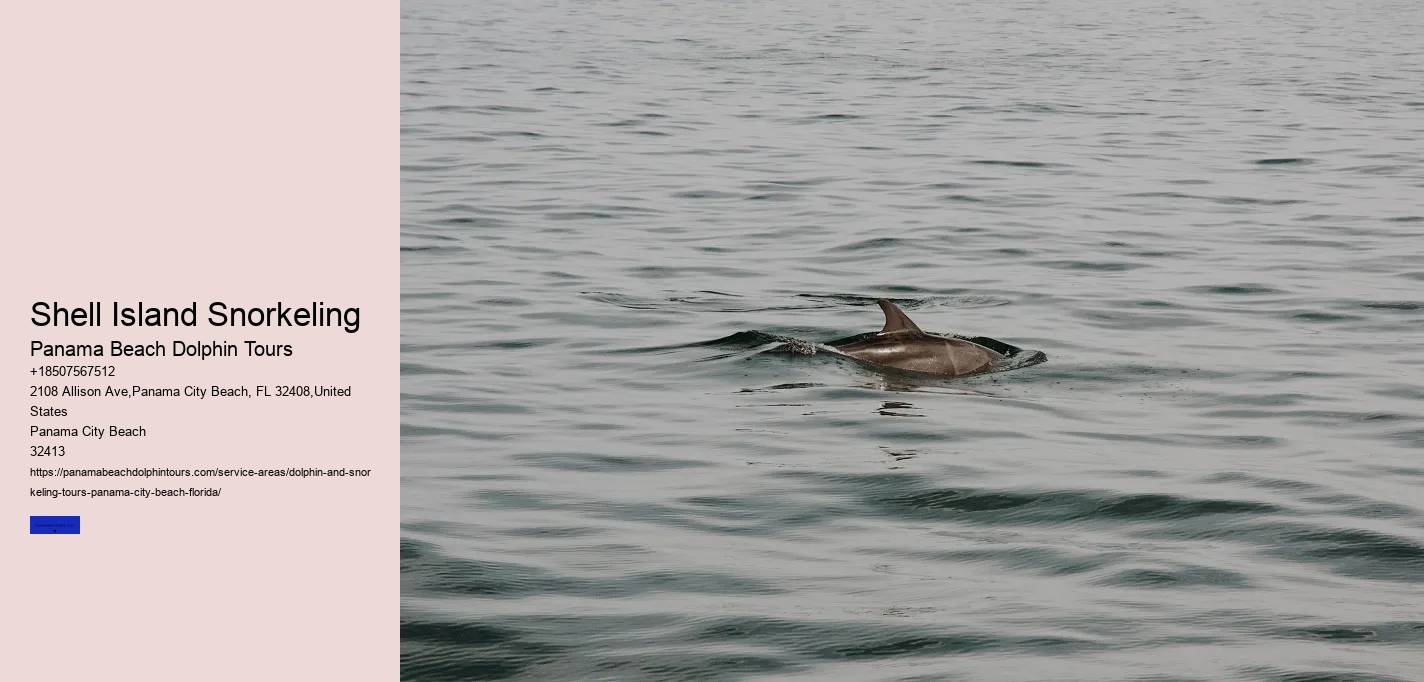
[832, 299, 1004, 377]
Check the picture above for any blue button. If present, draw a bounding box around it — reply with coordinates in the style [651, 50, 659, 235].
[31, 516, 80, 534]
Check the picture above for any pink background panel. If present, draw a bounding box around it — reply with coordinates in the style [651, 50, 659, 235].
[1, 2, 397, 679]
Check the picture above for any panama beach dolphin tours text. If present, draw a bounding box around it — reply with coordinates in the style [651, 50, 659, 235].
[31, 340, 293, 358]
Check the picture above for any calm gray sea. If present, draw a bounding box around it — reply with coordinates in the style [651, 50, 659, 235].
[400, 1, 1424, 679]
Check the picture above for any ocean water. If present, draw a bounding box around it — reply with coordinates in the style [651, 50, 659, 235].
[399, 1, 1424, 679]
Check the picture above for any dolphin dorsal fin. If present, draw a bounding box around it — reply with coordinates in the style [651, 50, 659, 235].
[876, 298, 922, 334]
